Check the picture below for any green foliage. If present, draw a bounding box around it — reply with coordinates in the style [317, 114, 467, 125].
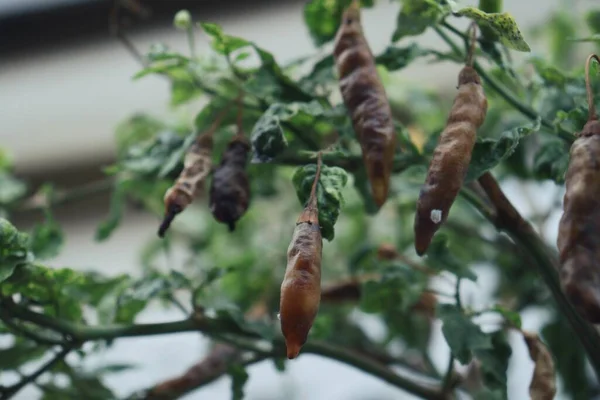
[292, 161, 348, 240]
[437, 304, 492, 364]
[455, 8, 531, 52]
[0, 219, 31, 283]
[1, 3, 598, 400]
[303, 0, 375, 46]
[425, 235, 477, 281]
[229, 364, 250, 400]
[465, 118, 541, 182]
[392, 0, 451, 42]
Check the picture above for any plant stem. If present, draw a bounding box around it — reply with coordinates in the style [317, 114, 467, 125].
[0, 346, 72, 399]
[4, 299, 446, 400]
[436, 23, 573, 143]
[473, 172, 600, 380]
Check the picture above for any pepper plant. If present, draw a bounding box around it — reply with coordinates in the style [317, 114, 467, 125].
[1, 1, 600, 399]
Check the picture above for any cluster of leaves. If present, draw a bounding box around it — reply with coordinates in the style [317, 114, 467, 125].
[2, 0, 600, 399]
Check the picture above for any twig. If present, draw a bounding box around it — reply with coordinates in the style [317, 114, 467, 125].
[473, 172, 600, 380]
[436, 23, 573, 143]
[0, 346, 72, 399]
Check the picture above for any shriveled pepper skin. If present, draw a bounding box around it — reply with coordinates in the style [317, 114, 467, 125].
[209, 136, 251, 232]
[414, 66, 487, 255]
[558, 120, 600, 323]
[333, 1, 396, 208]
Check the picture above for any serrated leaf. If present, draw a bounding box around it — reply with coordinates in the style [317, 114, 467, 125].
[465, 118, 541, 182]
[228, 363, 249, 400]
[120, 131, 185, 177]
[425, 235, 477, 281]
[292, 162, 348, 241]
[251, 102, 325, 162]
[392, 0, 451, 42]
[533, 139, 569, 184]
[375, 43, 432, 71]
[438, 304, 492, 364]
[456, 8, 530, 52]
[475, 331, 512, 397]
[303, 0, 375, 47]
[0, 219, 31, 282]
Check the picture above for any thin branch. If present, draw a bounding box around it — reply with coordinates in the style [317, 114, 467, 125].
[473, 172, 600, 379]
[0, 346, 72, 399]
[437, 22, 573, 143]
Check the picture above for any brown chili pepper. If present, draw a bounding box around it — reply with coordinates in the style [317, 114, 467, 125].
[557, 54, 600, 323]
[208, 100, 251, 232]
[158, 108, 229, 237]
[279, 152, 323, 359]
[414, 24, 488, 256]
[333, 0, 396, 208]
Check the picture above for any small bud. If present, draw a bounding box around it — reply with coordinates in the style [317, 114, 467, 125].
[173, 10, 192, 30]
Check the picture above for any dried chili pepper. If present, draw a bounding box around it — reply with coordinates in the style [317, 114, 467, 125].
[158, 108, 229, 237]
[414, 24, 488, 255]
[557, 54, 600, 323]
[279, 153, 323, 359]
[333, 0, 396, 208]
[209, 100, 251, 232]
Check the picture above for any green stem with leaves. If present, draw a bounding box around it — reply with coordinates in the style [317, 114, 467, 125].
[1, 300, 446, 400]
[436, 23, 573, 142]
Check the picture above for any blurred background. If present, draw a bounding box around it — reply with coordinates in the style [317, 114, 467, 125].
[1, 0, 598, 399]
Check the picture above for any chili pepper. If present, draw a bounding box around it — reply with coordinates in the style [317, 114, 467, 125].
[209, 101, 251, 232]
[279, 152, 323, 359]
[333, 0, 397, 208]
[557, 54, 600, 323]
[158, 108, 229, 237]
[414, 23, 488, 255]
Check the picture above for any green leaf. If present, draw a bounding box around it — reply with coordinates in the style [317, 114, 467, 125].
[426, 235, 477, 281]
[455, 8, 531, 52]
[375, 43, 432, 71]
[228, 363, 249, 400]
[251, 102, 325, 162]
[200, 23, 251, 55]
[586, 11, 600, 34]
[359, 263, 427, 314]
[120, 131, 185, 177]
[0, 341, 47, 371]
[490, 305, 522, 329]
[533, 139, 570, 184]
[292, 161, 348, 241]
[542, 315, 590, 400]
[438, 304, 492, 364]
[158, 132, 197, 178]
[95, 180, 127, 242]
[303, 0, 375, 47]
[0, 148, 13, 171]
[114, 114, 166, 156]
[475, 331, 512, 397]
[392, 0, 451, 42]
[29, 210, 64, 260]
[0, 172, 27, 206]
[0, 219, 31, 282]
[465, 118, 541, 182]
